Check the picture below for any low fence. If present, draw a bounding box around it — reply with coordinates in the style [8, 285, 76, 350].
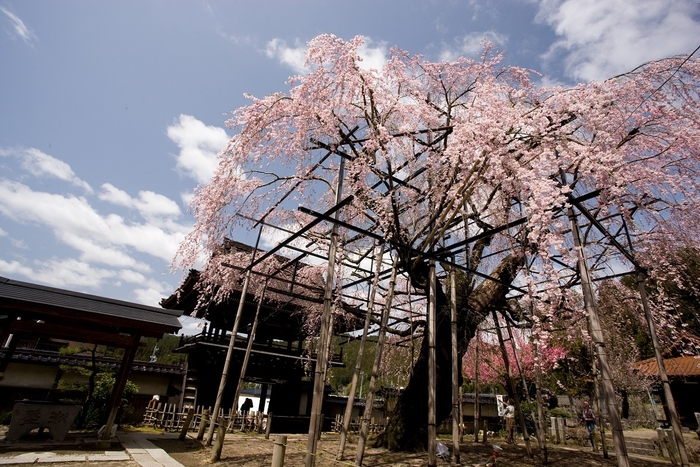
[330, 414, 387, 434]
[142, 403, 267, 434]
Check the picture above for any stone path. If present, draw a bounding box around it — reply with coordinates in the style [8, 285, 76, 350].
[117, 433, 185, 467]
[0, 432, 184, 467]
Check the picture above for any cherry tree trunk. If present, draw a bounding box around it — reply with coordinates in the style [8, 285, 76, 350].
[384, 254, 522, 451]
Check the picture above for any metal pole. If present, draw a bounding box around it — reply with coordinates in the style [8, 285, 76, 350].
[305, 155, 346, 467]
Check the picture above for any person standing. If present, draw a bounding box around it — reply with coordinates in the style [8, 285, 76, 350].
[582, 401, 596, 448]
[504, 398, 516, 444]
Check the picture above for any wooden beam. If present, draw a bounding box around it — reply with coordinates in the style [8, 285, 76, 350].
[7, 320, 140, 348]
[101, 340, 138, 440]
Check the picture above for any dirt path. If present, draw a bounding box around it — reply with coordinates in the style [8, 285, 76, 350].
[153, 432, 682, 467]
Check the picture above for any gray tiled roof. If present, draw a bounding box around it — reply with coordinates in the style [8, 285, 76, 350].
[0, 276, 182, 331]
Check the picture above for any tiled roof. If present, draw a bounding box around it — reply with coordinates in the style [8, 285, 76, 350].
[633, 355, 700, 377]
[0, 276, 182, 331]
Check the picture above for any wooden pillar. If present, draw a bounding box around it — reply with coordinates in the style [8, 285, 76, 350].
[427, 255, 437, 467]
[205, 226, 263, 446]
[355, 255, 397, 466]
[492, 311, 533, 457]
[566, 200, 630, 467]
[306, 155, 346, 467]
[258, 384, 269, 413]
[101, 338, 138, 440]
[450, 269, 460, 465]
[337, 242, 383, 461]
[506, 320, 546, 457]
[638, 276, 690, 466]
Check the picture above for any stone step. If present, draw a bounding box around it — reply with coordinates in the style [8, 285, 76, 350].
[603, 436, 659, 457]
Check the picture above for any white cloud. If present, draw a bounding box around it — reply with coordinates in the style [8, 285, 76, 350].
[357, 39, 388, 71]
[0, 258, 34, 278]
[57, 231, 152, 272]
[536, 0, 700, 82]
[0, 180, 188, 263]
[0, 227, 6, 236]
[99, 183, 181, 219]
[167, 114, 229, 184]
[265, 38, 307, 74]
[0, 6, 37, 46]
[4, 257, 117, 290]
[266, 36, 388, 74]
[439, 31, 509, 62]
[0, 147, 92, 192]
[133, 287, 167, 306]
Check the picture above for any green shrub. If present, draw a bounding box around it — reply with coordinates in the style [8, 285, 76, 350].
[549, 407, 571, 418]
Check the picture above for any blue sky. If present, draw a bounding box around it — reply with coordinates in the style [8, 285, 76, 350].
[1, 1, 698, 333]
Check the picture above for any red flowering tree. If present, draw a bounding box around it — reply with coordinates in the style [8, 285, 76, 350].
[178, 35, 700, 450]
[462, 326, 567, 388]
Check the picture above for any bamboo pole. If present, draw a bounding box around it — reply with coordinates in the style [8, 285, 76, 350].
[492, 311, 533, 457]
[450, 269, 461, 464]
[337, 241, 384, 460]
[355, 254, 398, 466]
[566, 201, 630, 467]
[305, 156, 346, 467]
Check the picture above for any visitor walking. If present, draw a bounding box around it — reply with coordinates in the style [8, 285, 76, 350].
[581, 401, 596, 448]
[504, 398, 515, 444]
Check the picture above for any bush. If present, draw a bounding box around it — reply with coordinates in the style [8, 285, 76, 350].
[549, 407, 571, 418]
[82, 374, 139, 427]
[0, 412, 11, 426]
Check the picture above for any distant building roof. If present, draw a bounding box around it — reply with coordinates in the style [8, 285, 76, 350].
[634, 355, 700, 377]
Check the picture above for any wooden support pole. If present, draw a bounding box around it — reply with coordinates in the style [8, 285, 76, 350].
[205, 227, 265, 446]
[197, 409, 210, 441]
[638, 276, 690, 467]
[101, 339, 138, 440]
[474, 327, 481, 443]
[179, 408, 194, 441]
[450, 269, 461, 465]
[337, 241, 384, 461]
[265, 412, 273, 439]
[210, 422, 226, 462]
[492, 311, 533, 457]
[566, 199, 630, 467]
[272, 435, 287, 467]
[204, 269, 250, 445]
[306, 155, 346, 467]
[427, 255, 437, 467]
[355, 254, 397, 466]
[531, 330, 549, 464]
[232, 280, 268, 433]
[506, 319, 547, 458]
